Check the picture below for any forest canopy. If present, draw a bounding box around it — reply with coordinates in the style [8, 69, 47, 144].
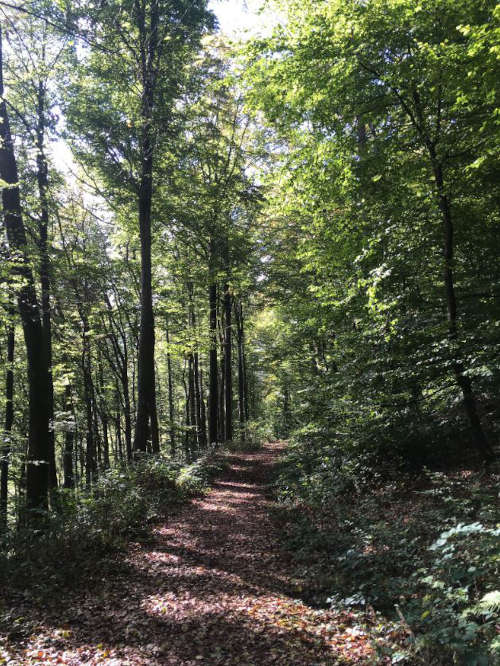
[0, 0, 498, 664]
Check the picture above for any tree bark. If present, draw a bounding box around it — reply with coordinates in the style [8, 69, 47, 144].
[430, 153, 494, 460]
[223, 281, 232, 442]
[198, 366, 207, 448]
[0, 26, 50, 514]
[35, 76, 57, 491]
[82, 322, 96, 486]
[1, 297, 14, 532]
[235, 300, 247, 440]
[208, 278, 218, 445]
[188, 282, 206, 449]
[165, 316, 176, 456]
[133, 0, 160, 455]
[218, 310, 225, 442]
[62, 385, 75, 489]
[187, 352, 196, 452]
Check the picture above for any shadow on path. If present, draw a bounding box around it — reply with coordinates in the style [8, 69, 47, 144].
[0, 443, 378, 665]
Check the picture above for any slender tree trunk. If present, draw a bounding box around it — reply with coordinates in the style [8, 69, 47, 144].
[116, 412, 123, 461]
[208, 277, 218, 445]
[82, 336, 96, 486]
[62, 385, 75, 490]
[243, 351, 250, 423]
[134, 139, 158, 453]
[133, 0, 159, 455]
[1, 298, 14, 532]
[188, 353, 197, 451]
[193, 351, 205, 448]
[35, 77, 57, 492]
[165, 317, 175, 456]
[181, 359, 190, 459]
[122, 365, 133, 461]
[218, 310, 225, 442]
[224, 281, 232, 442]
[0, 27, 50, 514]
[236, 301, 246, 440]
[430, 155, 493, 460]
[96, 353, 110, 468]
[199, 366, 207, 449]
[188, 282, 205, 449]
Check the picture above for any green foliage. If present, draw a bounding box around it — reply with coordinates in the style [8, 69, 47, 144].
[274, 433, 499, 664]
[406, 523, 500, 664]
[0, 450, 227, 588]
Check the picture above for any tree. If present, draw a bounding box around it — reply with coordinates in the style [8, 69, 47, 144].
[65, 0, 215, 454]
[244, 0, 499, 461]
[0, 24, 51, 513]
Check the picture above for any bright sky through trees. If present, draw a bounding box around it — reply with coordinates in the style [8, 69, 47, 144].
[209, 0, 276, 37]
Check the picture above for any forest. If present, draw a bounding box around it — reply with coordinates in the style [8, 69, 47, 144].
[0, 0, 498, 664]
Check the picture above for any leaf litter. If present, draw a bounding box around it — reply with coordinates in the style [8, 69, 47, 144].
[0, 443, 395, 665]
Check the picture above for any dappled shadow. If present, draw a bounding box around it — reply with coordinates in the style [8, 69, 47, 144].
[0, 443, 377, 664]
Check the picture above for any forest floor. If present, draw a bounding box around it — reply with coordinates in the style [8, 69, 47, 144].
[0, 442, 396, 665]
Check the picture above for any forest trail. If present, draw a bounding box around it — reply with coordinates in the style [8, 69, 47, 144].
[2, 443, 378, 665]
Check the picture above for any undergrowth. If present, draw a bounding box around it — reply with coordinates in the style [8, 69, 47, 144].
[0, 449, 228, 590]
[275, 432, 499, 665]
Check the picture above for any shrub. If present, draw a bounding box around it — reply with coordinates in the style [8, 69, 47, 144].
[0, 450, 228, 589]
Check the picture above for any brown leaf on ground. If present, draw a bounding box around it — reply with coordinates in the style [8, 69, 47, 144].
[0, 443, 382, 665]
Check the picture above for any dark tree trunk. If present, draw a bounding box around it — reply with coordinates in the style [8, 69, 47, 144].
[430, 154, 493, 460]
[235, 301, 246, 440]
[116, 412, 123, 461]
[198, 366, 207, 449]
[218, 311, 225, 442]
[82, 331, 96, 486]
[96, 354, 110, 468]
[133, 0, 160, 455]
[181, 360, 191, 459]
[1, 298, 14, 532]
[188, 353, 197, 451]
[193, 350, 205, 448]
[165, 317, 176, 456]
[63, 385, 75, 490]
[122, 365, 133, 461]
[223, 281, 232, 442]
[0, 27, 50, 514]
[188, 282, 206, 449]
[208, 279, 218, 445]
[134, 139, 159, 453]
[35, 77, 57, 492]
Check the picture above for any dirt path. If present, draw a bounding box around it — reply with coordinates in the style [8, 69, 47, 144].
[1, 443, 378, 665]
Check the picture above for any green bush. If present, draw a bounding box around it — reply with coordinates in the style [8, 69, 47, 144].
[0, 450, 228, 589]
[405, 523, 500, 665]
[274, 430, 499, 664]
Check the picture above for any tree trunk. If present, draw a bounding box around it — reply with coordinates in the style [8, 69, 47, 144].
[0, 27, 50, 514]
[431, 154, 493, 460]
[116, 412, 123, 461]
[188, 353, 197, 452]
[1, 298, 14, 532]
[82, 331, 96, 486]
[62, 385, 75, 490]
[133, 0, 160, 455]
[218, 310, 225, 442]
[223, 281, 232, 442]
[35, 77, 57, 492]
[235, 300, 246, 440]
[188, 282, 206, 449]
[208, 278, 218, 445]
[198, 366, 207, 449]
[122, 365, 133, 461]
[165, 317, 176, 456]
